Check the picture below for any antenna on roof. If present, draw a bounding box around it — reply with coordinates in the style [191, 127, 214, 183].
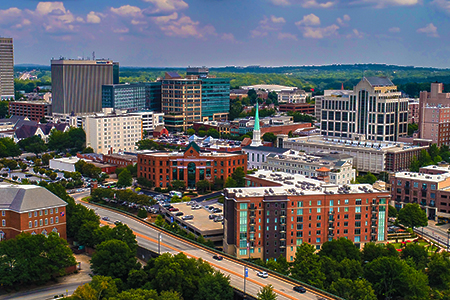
[93, 51, 95, 61]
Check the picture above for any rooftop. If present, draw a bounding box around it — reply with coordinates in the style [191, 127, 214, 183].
[230, 169, 387, 197]
[51, 157, 80, 164]
[0, 184, 67, 212]
[243, 145, 289, 154]
[266, 149, 352, 170]
[393, 171, 450, 182]
[365, 76, 395, 87]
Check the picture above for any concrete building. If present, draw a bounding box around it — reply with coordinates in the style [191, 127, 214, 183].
[223, 170, 390, 261]
[103, 153, 137, 167]
[282, 135, 429, 173]
[408, 98, 419, 124]
[418, 83, 450, 146]
[145, 82, 162, 112]
[137, 142, 247, 189]
[130, 110, 164, 134]
[0, 184, 68, 241]
[0, 38, 14, 100]
[277, 89, 307, 103]
[51, 59, 118, 114]
[49, 157, 80, 172]
[315, 90, 352, 122]
[161, 69, 230, 132]
[263, 150, 355, 185]
[83, 110, 142, 154]
[9, 101, 52, 122]
[320, 77, 408, 141]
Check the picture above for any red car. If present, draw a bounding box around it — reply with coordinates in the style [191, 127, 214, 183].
[169, 207, 179, 212]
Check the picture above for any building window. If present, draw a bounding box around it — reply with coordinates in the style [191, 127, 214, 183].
[34, 211, 38, 217]
[39, 219, 43, 226]
[1, 220, 5, 226]
[34, 220, 38, 227]
[55, 208, 58, 214]
[1, 211, 4, 217]
[45, 219, 48, 225]
[29, 212, 32, 218]
[50, 217, 53, 224]
[39, 211, 43, 216]
[29, 221, 32, 228]
[55, 217, 59, 223]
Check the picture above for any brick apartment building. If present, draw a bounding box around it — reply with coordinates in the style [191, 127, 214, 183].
[223, 170, 390, 261]
[278, 103, 315, 114]
[0, 184, 67, 241]
[137, 142, 247, 189]
[390, 164, 450, 221]
[8, 101, 52, 122]
[103, 153, 137, 167]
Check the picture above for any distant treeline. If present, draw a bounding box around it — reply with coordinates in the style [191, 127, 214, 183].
[13, 64, 450, 97]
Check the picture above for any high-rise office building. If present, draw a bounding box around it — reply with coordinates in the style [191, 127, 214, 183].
[102, 83, 146, 111]
[320, 77, 408, 141]
[0, 38, 14, 100]
[51, 59, 118, 114]
[145, 82, 162, 111]
[161, 68, 230, 132]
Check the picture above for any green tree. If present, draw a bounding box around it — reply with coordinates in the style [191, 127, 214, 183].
[408, 123, 419, 136]
[82, 147, 94, 154]
[41, 153, 52, 165]
[196, 180, 210, 192]
[225, 177, 237, 188]
[410, 155, 421, 172]
[291, 243, 325, 289]
[206, 128, 220, 138]
[428, 252, 450, 290]
[213, 178, 224, 190]
[262, 132, 277, 143]
[91, 239, 140, 281]
[72, 275, 118, 300]
[17, 135, 47, 154]
[318, 237, 361, 262]
[257, 284, 277, 300]
[362, 242, 398, 263]
[198, 130, 207, 137]
[137, 176, 154, 188]
[109, 288, 159, 300]
[364, 256, 429, 300]
[187, 128, 195, 135]
[329, 278, 376, 300]
[388, 205, 398, 218]
[110, 223, 138, 253]
[194, 271, 233, 300]
[401, 243, 428, 270]
[0, 101, 9, 118]
[117, 168, 133, 188]
[172, 180, 186, 191]
[0, 138, 21, 157]
[231, 167, 246, 187]
[398, 203, 428, 230]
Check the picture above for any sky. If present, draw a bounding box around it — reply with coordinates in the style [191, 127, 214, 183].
[1, 0, 450, 68]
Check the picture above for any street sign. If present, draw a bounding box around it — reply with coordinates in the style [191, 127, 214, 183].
[170, 216, 174, 223]
[245, 268, 248, 278]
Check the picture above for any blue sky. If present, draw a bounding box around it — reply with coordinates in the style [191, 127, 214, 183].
[1, 0, 450, 67]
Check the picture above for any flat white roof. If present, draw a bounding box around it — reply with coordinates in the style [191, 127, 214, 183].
[394, 171, 450, 182]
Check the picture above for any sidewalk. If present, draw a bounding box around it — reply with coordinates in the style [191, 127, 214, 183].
[427, 220, 450, 235]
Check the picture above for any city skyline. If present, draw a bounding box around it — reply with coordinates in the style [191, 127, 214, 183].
[0, 0, 450, 68]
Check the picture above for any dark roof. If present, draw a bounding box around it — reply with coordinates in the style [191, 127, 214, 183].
[15, 123, 68, 140]
[242, 145, 289, 154]
[365, 77, 394, 87]
[154, 125, 166, 132]
[15, 125, 38, 139]
[166, 72, 181, 79]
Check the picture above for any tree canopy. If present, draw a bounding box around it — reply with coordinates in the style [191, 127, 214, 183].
[397, 203, 428, 229]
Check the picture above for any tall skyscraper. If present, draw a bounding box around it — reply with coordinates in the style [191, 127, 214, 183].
[0, 38, 14, 100]
[51, 59, 118, 114]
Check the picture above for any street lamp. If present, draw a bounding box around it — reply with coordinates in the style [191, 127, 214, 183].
[158, 232, 162, 254]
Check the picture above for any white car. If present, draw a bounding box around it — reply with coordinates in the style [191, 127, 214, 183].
[257, 271, 268, 278]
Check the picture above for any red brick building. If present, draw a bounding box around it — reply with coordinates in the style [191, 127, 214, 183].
[0, 184, 67, 241]
[278, 103, 315, 114]
[103, 153, 137, 167]
[137, 142, 247, 188]
[8, 101, 52, 122]
[224, 171, 389, 261]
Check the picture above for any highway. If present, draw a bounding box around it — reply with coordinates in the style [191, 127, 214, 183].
[75, 192, 333, 300]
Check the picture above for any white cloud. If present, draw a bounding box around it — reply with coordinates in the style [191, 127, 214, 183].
[350, 0, 419, 8]
[269, 0, 335, 7]
[271, 15, 286, 23]
[153, 13, 216, 38]
[278, 32, 298, 40]
[222, 33, 237, 42]
[143, 0, 188, 13]
[251, 29, 268, 38]
[346, 28, 364, 38]
[35, 2, 66, 16]
[389, 27, 400, 33]
[417, 23, 439, 37]
[300, 24, 339, 38]
[295, 14, 321, 26]
[337, 14, 350, 26]
[113, 28, 129, 33]
[86, 11, 101, 24]
[431, 0, 450, 14]
[110, 5, 143, 18]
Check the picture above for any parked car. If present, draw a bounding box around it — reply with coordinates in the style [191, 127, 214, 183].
[169, 207, 179, 212]
[101, 216, 110, 221]
[175, 212, 184, 216]
[256, 271, 268, 278]
[182, 215, 194, 220]
[212, 255, 223, 261]
[293, 286, 307, 293]
[209, 214, 216, 219]
[213, 208, 222, 213]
